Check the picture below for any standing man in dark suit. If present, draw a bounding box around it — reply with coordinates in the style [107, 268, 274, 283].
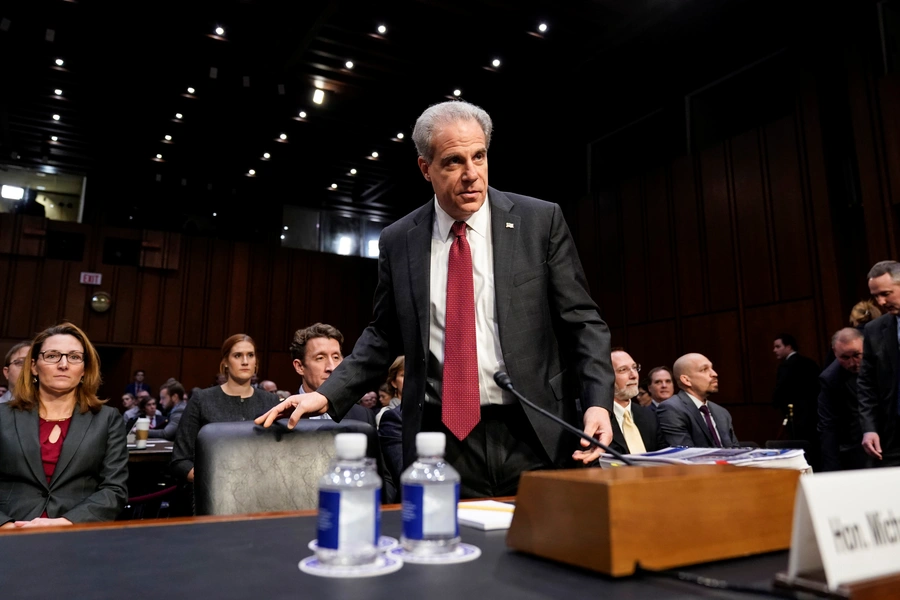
[657, 353, 738, 448]
[819, 328, 870, 471]
[859, 261, 900, 466]
[259, 100, 614, 497]
[607, 350, 663, 454]
[772, 333, 821, 469]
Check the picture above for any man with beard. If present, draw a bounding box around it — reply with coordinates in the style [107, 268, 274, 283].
[657, 353, 738, 448]
[607, 349, 663, 454]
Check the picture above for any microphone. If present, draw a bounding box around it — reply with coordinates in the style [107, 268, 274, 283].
[493, 371, 633, 466]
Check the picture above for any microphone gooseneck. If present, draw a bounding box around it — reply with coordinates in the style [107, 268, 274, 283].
[493, 371, 633, 466]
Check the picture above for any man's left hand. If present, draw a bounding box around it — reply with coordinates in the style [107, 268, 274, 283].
[573, 406, 613, 464]
[13, 518, 73, 528]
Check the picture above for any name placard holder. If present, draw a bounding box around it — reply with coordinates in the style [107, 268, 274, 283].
[776, 468, 900, 599]
[507, 464, 800, 576]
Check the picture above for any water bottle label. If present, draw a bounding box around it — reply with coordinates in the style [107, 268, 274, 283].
[317, 490, 341, 550]
[317, 488, 380, 551]
[402, 482, 459, 539]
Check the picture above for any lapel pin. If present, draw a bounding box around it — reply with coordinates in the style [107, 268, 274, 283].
[506, 222, 514, 229]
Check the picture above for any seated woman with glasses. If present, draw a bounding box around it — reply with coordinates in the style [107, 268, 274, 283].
[0, 323, 128, 528]
[171, 334, 280, 483]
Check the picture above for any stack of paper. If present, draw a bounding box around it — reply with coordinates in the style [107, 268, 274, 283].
[457, 500, 516, 530]
[598, 447, 811, 473]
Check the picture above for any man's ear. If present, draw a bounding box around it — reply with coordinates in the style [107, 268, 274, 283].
[417, 156, 431, 181]
[292, 358, 304, 376]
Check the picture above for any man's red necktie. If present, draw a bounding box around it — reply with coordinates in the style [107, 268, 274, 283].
[442, 220, 480, 440]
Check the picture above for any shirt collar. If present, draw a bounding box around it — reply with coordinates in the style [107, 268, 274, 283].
[686, 392, 707, 409]
[786, 351, 797, 360]
[613, 399, 632, 421]
[433, 193, 490, 241]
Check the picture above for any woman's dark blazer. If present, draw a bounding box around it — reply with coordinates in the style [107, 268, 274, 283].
[0, 403, 129, 524]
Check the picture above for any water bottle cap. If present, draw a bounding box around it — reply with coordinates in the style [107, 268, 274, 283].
[416, 432, 446, 456]
[334, 433, 367, 459]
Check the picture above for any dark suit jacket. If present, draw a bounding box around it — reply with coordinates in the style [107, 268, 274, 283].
[773, 353, 820, 439]
[608, 402, 665, 454]
[858, 314, 899, 456]
[0, 404, 129, 524]
[817, 359, 870, 471]
[656, 391, 738, 448]
[318, 188, 614, 471]
[378, 405, 403, 490]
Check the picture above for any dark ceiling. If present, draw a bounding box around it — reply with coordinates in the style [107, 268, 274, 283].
[0, 0, 851, 239]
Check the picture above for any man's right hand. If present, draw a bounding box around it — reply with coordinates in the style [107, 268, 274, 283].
[862, 432, 882, 460]
[254, 392, 329, 429]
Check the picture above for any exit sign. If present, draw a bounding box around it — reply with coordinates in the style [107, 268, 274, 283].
[79, 272, 102, 285]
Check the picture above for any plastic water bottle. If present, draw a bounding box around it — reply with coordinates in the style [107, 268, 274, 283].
[400, 432, 461, 554]
[315, 433, 381, 566]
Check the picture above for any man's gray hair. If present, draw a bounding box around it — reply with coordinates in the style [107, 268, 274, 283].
[412, 100, 493, 163]
[867, 260, 900, 283]
[831, 327, 863, 347]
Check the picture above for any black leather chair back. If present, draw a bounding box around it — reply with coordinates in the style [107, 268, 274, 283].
[194, 419, 377, 516]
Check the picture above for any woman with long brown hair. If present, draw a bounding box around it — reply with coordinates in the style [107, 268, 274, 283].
[171, 334, 280, 483]
[0, 323, 128, 528]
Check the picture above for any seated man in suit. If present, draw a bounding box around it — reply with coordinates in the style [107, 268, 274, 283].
[608, 349, 663, 454]
[657, 353, 738, 448]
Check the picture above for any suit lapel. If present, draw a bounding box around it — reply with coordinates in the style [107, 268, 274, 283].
[632, 406, 654, 449]
[885, 317, 898, 392]
[489, 188, 518, 335]
[14, 409, 46, 487]
[407, 203, 434, 358]
[709, 402, 730, 446]
[680, 392, 714, 445]
[50, 409, 93, 488]
[610, 412, 626, 452]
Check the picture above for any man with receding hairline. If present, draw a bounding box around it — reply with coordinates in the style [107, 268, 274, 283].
[257, 100, 615, 497]
[656, 353, 738, 448]
[819, 328, 869, 471]
[859, 260, 900, 466]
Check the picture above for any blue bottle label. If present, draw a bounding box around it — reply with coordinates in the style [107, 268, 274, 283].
[374, 487, 382, 542]
[317, 490, 340, 550]
[402, 482, 459, 539]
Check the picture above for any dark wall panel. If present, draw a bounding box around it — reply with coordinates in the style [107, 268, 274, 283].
[671, 155, 706, 316]
[620, 177, 648, 324]
[644, 167, 676, 320]
[699, 144, 738, 311]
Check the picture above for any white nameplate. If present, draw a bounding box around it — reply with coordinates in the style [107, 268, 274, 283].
[787, 468, 900, 589]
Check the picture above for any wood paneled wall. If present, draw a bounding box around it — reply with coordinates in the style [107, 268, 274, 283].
[0, 224, 379, 403]
[574, 73, 844, 445]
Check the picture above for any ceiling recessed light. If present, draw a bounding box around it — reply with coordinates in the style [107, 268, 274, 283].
[350, 168, 357, 175]
[263, 152, 270, 159]
[377, 25, 387, 34]
[453, 89, 462, 97]
[298, 110, 307, 118]
[312, 89, 325, 104]
[279, 133, 287, 140]
[396, 132, 404, 139]
[492, 58, 501, 68]
[283, 226, 289, 231]
[156, 154, 162, 159]
[213, 212, 217, 217]
[345, 60, 354, 69]
[538, 23, 548, 33]
[54, 89, 63, 96]
[248, 169, 256, 175]
[50, 136, 58, 141]
[187, 87, 195, 94]
[331, 183, 337, 189]
[175, 113, 183, 119]
[215, 26, 224, 36]
[371, 151, 379, 158]
[55, 58, 64, 66]
[52, 114, 60, 121]
[164, 135, 172, 141]
[280, 234, 286, 240]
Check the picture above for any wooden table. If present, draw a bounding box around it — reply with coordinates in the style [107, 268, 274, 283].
[128, 439, 174, 463]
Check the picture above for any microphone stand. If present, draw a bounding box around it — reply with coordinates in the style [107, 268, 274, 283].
[493, 372, 634, 466]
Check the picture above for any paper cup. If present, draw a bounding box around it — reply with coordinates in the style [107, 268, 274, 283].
[135, 417, 150, 449]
